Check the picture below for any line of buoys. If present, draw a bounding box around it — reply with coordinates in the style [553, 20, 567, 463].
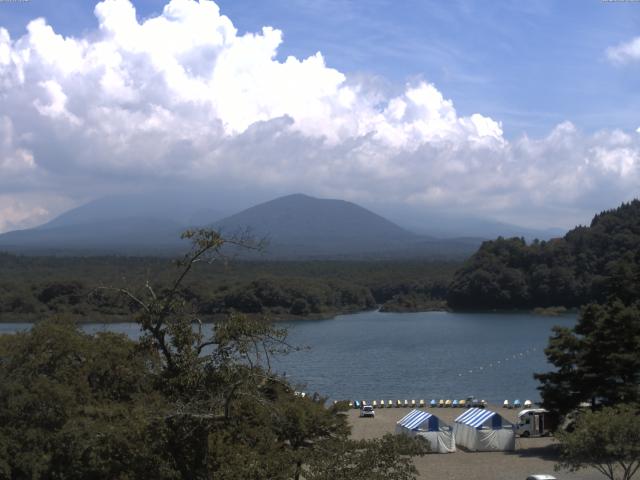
[455, 346, 542, 378]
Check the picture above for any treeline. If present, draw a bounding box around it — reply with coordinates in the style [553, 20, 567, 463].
[0, 254, 458, 321]
[448, 200, 640, 310]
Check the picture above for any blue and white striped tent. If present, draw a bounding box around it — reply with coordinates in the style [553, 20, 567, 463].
[455, 408, 504, 429]
[395, 410, 455, 453]
[453, 408, 515, 451]
[397, 410, 439, 431]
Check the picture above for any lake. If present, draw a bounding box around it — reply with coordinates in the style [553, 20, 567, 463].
[1, 310, 576, 404]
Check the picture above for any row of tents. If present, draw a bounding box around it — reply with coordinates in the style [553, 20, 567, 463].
[395, 407, 516, 453]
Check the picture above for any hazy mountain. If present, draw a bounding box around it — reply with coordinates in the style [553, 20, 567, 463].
[376, 207, 566, 241]
[213, 194, 481, 259]
[0, 218, 186, 255]
[0, 191, 228, 255]
[41, 192, 227, 230]
[406, 217, 565, 242]
[215, 194, 416, 247]
[0, 192, 513, 258]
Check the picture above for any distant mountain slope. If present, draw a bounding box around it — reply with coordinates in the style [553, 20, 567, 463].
[0, 218, 186, 255]
[40, 192, 226, 230]
[447, 199, 640, 310]
[377, 207, 566, 240]
[0, 192, 481, 258]
[214, 194, 419, 253]
[0, 191, 227, 255]
[406, 217, 564, 241]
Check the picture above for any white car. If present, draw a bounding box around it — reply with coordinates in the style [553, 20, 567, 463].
[360, 405, 375, 418]
[526, 475, 557, 480]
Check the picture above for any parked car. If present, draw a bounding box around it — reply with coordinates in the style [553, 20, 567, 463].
[360, 405, 375, 418]
[526, 475, 557, 480]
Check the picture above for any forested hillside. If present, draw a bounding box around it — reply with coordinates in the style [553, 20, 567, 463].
[448, 200, 640, 310]
[0, 255, 456, 322]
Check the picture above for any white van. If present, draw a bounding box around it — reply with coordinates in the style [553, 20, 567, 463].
[517, 409, 551, 437]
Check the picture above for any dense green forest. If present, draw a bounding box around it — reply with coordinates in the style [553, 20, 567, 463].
[0, 254, 456, 322]
[448, 200, 640, 310]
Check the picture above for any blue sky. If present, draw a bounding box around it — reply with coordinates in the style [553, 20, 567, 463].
[0, 0, 638, 232]
[217, 0, 640, 138]
[2, 0, 638, 138]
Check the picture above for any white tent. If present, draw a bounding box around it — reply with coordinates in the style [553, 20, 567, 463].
[395, 409, 456, 453]
[453, 407, 515, 452]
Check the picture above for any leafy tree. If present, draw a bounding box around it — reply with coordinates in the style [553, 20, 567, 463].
[0, 319, 174, 479]
[535, 299, 640, 416]
[556, 405, 640, 480]
[0, 229, 428, 479]
[305, 433, 429, 480]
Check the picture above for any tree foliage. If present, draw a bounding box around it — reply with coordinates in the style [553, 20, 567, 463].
[305, 433, 428, 480]
[556, 405, 640, 480]
[448, 200, 640, 310]
[535, 299, 640, 416]
[0, 229, 427, 479]
[0, 320, 172, 479]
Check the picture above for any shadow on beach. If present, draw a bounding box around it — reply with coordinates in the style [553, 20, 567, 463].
[511, 439, 561, 461]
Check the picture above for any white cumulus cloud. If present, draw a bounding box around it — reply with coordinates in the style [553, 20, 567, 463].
[0, 0, 638, 233]
[606, 36, 640, 65]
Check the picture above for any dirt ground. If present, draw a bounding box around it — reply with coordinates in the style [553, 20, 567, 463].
[346, 403, 603, 480]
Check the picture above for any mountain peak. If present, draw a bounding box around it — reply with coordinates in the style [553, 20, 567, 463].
[212, 194, 419, 257]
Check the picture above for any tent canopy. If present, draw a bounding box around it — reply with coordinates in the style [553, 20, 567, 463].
[455, 407, 512, 429]
[397, 410, 441, 432]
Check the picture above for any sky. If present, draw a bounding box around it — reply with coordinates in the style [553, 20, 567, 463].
[0, 0, 639, 233]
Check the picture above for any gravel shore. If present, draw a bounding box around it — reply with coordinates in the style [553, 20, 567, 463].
[346, 404, 603, 480]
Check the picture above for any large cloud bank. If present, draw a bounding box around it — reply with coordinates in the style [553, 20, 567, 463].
[0, 0, 638, 232]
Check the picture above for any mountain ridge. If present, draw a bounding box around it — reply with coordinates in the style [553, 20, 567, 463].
[0, 192, 559, 259]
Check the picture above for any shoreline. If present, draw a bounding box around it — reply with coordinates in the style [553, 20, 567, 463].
[0, 305, 579, 324]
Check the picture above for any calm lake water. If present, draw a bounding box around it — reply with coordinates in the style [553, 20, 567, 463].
[1, 310, 576, 404]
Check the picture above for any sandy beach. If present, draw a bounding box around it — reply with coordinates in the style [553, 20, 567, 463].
[346, 404, 603, 480]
